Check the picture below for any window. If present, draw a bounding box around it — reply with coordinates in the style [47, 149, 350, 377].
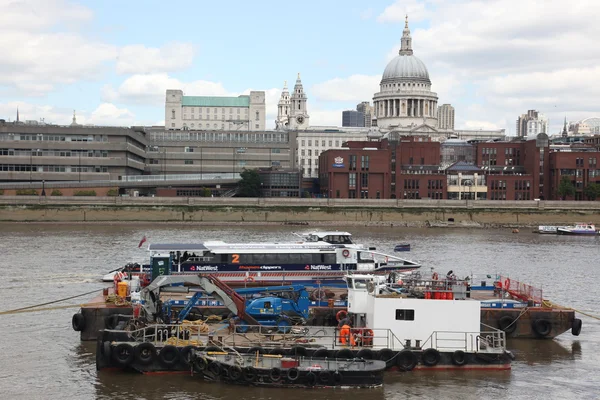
[301, 140, 305, 146]
[361, 173, 368, 187]
[395, 309, 415, 321]
[322, 140, 325, 146]
[255, 111, 259, 121]
[171, 110, 175, 119]
[335, 141, 340, 147]
[349, 173, 356, 187]
[308, 140, 312, 146]
[329, 140, 332, 146]
[255, 124, 259, 129]
[184, 160, 193, 165]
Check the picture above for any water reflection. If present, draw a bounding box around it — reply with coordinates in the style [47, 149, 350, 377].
[508, 339, 581, 365]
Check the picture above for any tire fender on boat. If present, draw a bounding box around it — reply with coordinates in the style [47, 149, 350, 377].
[290, 346, 308, 357]
[193, 356, 208, 372]
[246, 346, 264, 355]
[207, 361, 221, 376]
[112, 343, 134, 367]
[269, 348, 286, 356]
[356, 348, 375, 360]
[335, 348, 354, 359]
[421, 348, 441, 367]
[72, 313, 86, 332]
[105, 314, 120, 330]
[242, 366, 257, 382]
[305, 371, 317, 387]
[179, 345, 196, 366]
[498, 315, 518, 334]
[451, 350, 467, 366]
[572, 318, 583, 336]
[229, 365, 243, 381]
[332, 371, 343, 384]
[318, 370, 331, 384]
[134, 342, 156, 366]
[158, 345, 180, 367]
[532, 319, 552, 337]
[287, 367, 300, 381]
[396, 350, 418, 371]
[312, 348, 329, 358]
[377, 348, 394, 368]
[269, 367, 282, 382]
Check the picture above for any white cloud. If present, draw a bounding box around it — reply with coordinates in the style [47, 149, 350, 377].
[0, 0, 117, 94]
[0, 101, 136, 126]
[311, 75, 380, 102]
[375, 0, 600, 133]
[116, 43, 196, 75]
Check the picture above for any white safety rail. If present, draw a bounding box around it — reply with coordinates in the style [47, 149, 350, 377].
[420, 324, 506, 353]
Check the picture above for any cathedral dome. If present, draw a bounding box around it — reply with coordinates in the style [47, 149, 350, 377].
[382, 55, 430, 82]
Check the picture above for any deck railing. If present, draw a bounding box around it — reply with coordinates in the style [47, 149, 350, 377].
[420, 325, 506, 353]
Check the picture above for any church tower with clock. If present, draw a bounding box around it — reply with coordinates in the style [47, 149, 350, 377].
[288, 73, 310, 130]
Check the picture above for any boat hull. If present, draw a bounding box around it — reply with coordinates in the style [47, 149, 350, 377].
[556, 229, 597, 235]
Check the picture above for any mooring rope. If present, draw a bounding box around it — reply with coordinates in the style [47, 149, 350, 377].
[543, 300, 600, 321]
[0, 288, 103, 315]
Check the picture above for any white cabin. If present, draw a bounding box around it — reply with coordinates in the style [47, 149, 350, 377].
[347, 275, 485, 352]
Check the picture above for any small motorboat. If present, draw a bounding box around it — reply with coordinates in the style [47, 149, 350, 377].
[394, 243, 411, 252]
[556, 223, 598, 235]
[191, 351, 385, 388]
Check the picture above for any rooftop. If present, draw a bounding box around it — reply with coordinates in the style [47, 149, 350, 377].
[182, 96, 250, 107]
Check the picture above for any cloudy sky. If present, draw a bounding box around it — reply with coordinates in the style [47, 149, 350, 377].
[1, 0, 597, 134]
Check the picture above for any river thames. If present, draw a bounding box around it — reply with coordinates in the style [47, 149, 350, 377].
[0, 223, 598, 399]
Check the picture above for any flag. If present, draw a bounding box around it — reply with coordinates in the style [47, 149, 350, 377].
[138, 235, 147, 248]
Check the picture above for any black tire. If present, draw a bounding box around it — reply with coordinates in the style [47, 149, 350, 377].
[451, 350, 467, 366]
[305, 371, 317, 387]
[269, 348, 286, 356]
[396, 350, 418, 371]
[193, 356, 208, 372]
[269, 367, 282, 382]
[378, 348, 394, 367]
[229, 365, 243, 381]
[287, 367, 300, 381]
[246, 346, 264, 354]
[102, 341, 112, 360]
[356, 348, 375, 360]
[105, 314, 120, 330]
[421, 348, 441, 367]
[112, 343, 134, 367]
[179, 345, 196, 366]
[335, 348, 354, 359]
[318, 370, 331, 384]
[208, 361, 221, 376]
[532, 319, 552, 337]
[134, 342, 156, 366]
[290, 346, 308, 357]
[158, 345, 180, 367]
[498, 315, 517, 334]
[242, 366, 257, 382]
[312, 348, 329, 358]
[572, 318, 582, 336]
[332, 371, 343, 384]
[72, 313, 86, 332]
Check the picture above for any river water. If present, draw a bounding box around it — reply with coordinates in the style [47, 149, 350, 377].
[0, 223, 598, 400]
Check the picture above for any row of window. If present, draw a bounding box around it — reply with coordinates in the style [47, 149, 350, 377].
[183, 114, 244, 121]
[0, 164, 108, 172]
[300, 139, 341, 147]
[149, 131, 289, 143]
[184, 107, 246, 114]
[0, 149, 108, 157]
[0, 134, 109, 142]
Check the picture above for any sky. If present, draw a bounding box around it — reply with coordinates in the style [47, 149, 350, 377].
[0, 0, 598, 135]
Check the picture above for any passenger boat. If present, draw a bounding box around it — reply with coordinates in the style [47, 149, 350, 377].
[556, 223, 598, 235]
[537, 225, 569, 234]
[393, 243, 411, 252]
[191, 351, 385, 388]
[102, 231, 420, 285]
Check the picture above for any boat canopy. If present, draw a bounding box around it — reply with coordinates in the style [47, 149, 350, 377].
[148, 243, 208, 252]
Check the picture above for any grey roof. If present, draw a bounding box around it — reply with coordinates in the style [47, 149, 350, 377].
[445, 161, 482, 172]
[148, 243, 208, 251]
[382, 55, 430, 82]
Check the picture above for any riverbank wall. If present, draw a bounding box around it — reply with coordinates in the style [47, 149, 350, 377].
[1, 196, 599, 228]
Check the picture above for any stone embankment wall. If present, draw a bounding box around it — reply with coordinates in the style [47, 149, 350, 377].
[0, 196, 599, 227]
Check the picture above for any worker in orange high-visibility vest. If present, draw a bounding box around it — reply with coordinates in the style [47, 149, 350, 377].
[340, 323, 356, 346]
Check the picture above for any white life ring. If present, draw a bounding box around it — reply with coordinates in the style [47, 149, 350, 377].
[342, 249, 350, 258]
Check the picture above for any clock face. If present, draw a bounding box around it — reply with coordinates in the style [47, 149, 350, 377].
[297, 115, 304, 124]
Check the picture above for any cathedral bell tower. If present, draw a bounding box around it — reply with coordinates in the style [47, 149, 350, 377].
[275, 81, 291, 130]
[289, 73, 310, 130]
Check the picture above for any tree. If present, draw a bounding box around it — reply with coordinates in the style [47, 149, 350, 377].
[238, 169, 261, 197]
[557, 176, 575, 200]
[583, 183, 600, 200]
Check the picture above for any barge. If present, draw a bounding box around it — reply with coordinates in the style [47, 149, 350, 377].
[191, 351, 386, 388]
[95, 274, 513, 373]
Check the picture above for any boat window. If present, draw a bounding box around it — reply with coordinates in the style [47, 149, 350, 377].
[323, 253, 336, 264]
[395, 309, 415, 321]
[354, 279, 368, 289]
[299, 253, 313, 264]
[265, 254, 277, 264]
[263, 301, 272, 309]
[358, 252, 374, 262]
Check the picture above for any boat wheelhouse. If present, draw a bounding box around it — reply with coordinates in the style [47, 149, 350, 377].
[556, 223, 598, 235]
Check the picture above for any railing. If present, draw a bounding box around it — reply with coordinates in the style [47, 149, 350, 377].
[420, 326, 506, 354]
[498, 275, 543, 304]
[120, 173, 241, 182]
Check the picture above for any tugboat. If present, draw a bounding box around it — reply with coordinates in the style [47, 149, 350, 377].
[191, 350, 385, 388]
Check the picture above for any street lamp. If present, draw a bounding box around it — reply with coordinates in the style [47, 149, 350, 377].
[463, 179, 473, 205]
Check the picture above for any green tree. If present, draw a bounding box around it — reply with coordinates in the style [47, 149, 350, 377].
[557, 176, 575, 200]
[583, 183, 600, 200]
[201, 187, 212, 197]
[238, 169, 261, 197]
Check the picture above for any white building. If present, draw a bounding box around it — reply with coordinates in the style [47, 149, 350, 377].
[276, 73, 310, 130]
[372, 16, 439, 130]
[297, 127, 371, 178]
[516, 110, 548, 137]
[437, 104, 455, 130]
[165, 90, 266, 131]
